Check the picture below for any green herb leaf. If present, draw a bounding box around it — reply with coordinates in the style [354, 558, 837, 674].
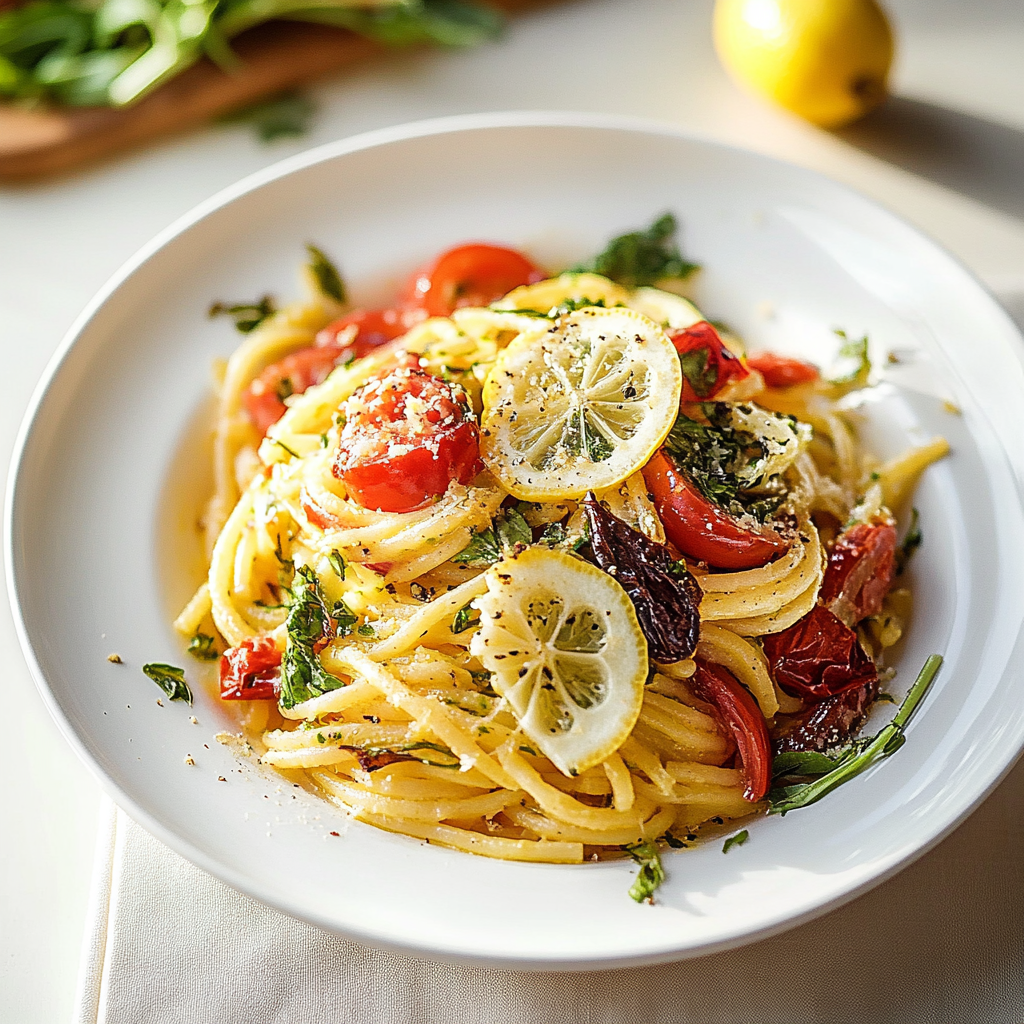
[572, 213, 699, 289]
[208, 294, 276, 334]
[279, 565, 347, 710]
[357, 623, 376, 637]
[496, 507, 532, 551]
[677, 346, 718, 399]
[327, 549, 347, 580]
[768, 654, 943, 815]
[454, 507, 534, 567]
[827, 329, 871, 395]
[142, 662, 193, 704]
[452, 603, 479, 634]
[722, 830, 749, 853]
[306, 243, 345, 304]
[219, 89, 315, 142]
[625, 840, 666, 903]
[187, 633, 219, 661]
[896, 508, 922, 575]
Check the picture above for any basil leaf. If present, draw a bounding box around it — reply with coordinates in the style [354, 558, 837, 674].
[209, 295, 276, 334]
[625, 840, 665, 903]
[452, 603, 479, 634]
[572, 213, 699, 289]
[142, 662, 193, 704]
[454, 507, 533, 567]
[306, 243, 345, 304]
[187, 633, 219, 661]
[279, 565, 347, 710]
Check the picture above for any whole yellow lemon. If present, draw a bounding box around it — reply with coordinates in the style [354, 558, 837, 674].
[713, 0, 894, 128]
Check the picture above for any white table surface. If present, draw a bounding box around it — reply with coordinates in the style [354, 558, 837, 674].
[2, 1, 1024, 1020]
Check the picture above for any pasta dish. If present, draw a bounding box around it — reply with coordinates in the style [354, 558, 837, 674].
[164, 217, 947, 900]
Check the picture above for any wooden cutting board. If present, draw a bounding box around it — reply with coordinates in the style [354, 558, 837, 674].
[0, 2, 550, 181]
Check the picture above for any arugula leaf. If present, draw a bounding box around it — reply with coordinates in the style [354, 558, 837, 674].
[625, 840, 666, 903]
[209, 295, 276, 334]
[722, 830, 749, 853]
[279, 565, 348, 710]
[220, 90, 316, 142]
[142, 662, 193, 704]
[768, 654, 943, 815]
[187, 633, 219, 661]
[306, 244, 345, 304]
[896, 508, 922, 575]
[572, 213, 699, 289]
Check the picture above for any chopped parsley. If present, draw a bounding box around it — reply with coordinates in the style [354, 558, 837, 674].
[625, 841, 666, 903]
[208, 295, 276, 334]
[187, 633, 219, 661]
[327, 550, 347, 581]
[722, 830, 749, 853]
[142, 663, 193, 705]
[306, 244, 346, 304]
[452, 603, 479, 634]
[572, 213, 699, 288]
[454, 506, 533, 567]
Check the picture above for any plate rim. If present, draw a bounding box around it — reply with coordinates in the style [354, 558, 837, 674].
[8, 110, 1024, 970]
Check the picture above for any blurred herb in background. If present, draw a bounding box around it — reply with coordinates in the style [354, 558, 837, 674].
[0, 0, 502, 108]
[218, 88, 316, 142]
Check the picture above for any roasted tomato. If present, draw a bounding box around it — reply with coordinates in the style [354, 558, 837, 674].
[772, 678, 878, 754]
[761, 604, 878, 702]
[314, 307, 416, 351]
[820, 514, 897, 626]
[220, 637, 281, 700]
[334, 367, 481, 512]
[745, 351, 820, 389]
[404, 243, 544, 317]
[642, 450, 789, 570]
[689, 660, 771, 802]
[670, 321, 751, 402]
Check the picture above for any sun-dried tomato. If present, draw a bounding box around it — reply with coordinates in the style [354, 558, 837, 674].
[582, 494, 702, 663]
[820, 514, 898, 626]
[772, 678, 878, 754]
[761, 604, 877, 701]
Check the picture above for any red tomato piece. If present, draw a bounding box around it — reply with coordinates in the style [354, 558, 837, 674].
[689, 660, 771, 802]
[761, 604, 878, 702]
[773, 678, 878, 754]
[220, 637, 281, 700]
[334, 367, 481, 513]
[670, 321, 751, 402]
[315, 307, 417, 351]
[244, 344, 350, 436]
[820, 515, 897, 626]
[404, 243, 544, 317]
[745, 351, 820, 389]
[642, 450, 789, 570]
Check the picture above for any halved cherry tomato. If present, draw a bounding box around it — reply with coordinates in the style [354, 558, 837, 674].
[404, 243, 544, 317]
[642, 450, 789, 570]
[670, 321, 750, 402]
[690, 660, 771, 802]
[745, 351, 820, 390]
[820, 515, 897, 626]
[315, 307, 417, 351]
[761, 604, 878, 702]
[220, 637, 281, 700]
[334, 367, 481, 513]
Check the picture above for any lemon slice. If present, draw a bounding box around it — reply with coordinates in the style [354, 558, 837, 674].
[495, 272, 629, 313]
[626, 286, 704, 331]
[480, 307, 682, 499]
[470, 546, 648, 775]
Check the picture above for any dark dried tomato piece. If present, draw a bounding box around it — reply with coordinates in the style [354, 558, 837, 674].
[220, 637, 281, 700]
[338, 747, 417, 772]
[761, 605, 877, 701]
[582, 494, 702, 663]
[772, 678, 878, 754]
[820, 514, 898, 626]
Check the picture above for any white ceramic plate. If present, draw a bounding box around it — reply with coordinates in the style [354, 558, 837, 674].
[9, 113, 1024, 969]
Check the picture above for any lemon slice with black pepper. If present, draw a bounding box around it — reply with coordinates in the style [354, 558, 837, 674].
[470, 546, 648, 776]
[479, 306, 682, 500]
